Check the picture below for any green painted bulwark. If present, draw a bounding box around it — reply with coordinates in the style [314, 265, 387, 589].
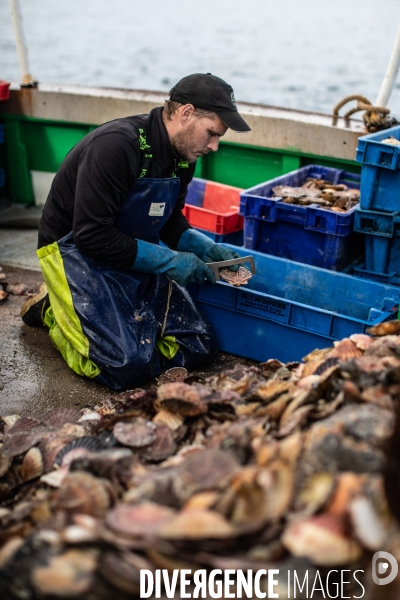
[2, 115, 95, 205]
[195, 141, 359, 190]
[1, 114, 360, 204]
[5, 118, 34, 204]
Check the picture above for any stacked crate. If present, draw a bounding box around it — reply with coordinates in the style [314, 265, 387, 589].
[187, 167, 400, 363]
[238, 165, 363, 271]
[351, 125, 400, 285]
[184, 177, 243, 245]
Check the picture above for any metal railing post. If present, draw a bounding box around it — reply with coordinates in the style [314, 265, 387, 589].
[8, 0, 37, 87]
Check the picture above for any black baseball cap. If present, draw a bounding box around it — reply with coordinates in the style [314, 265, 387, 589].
[169, 73, 251, 133]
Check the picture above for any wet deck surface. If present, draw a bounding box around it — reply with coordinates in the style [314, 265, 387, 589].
[0, 264, 256, 419]
[0, 265, 119, 417]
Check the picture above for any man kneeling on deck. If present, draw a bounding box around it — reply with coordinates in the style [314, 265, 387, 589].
[20, 73, 251, 390]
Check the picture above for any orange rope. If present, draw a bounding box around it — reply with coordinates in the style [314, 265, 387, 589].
[333, 94, 397, 132]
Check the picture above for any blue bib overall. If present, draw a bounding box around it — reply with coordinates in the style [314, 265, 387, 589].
[37, 172, 218, 390]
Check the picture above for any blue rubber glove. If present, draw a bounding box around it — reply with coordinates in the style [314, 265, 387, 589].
[132, 239, 216, 287]
[177, 229, 241, 272]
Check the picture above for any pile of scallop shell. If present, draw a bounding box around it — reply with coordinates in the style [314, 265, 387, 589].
[1, 321, 400, 598]
[272, 178, 360, 212]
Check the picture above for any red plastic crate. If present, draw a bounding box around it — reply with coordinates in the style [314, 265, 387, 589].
[183, 178, 243, 234]
[0, 81, 10, 101]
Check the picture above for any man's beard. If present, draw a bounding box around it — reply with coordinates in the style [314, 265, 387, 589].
[171, 124, 198, 163]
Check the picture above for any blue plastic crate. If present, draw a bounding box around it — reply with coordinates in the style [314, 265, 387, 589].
[353, 207, 400, 275]
[0, 125, 4, 145]
[190, 245, 399, 363]
[356, 125, 400, 212]
[239, 165, 362, 271]
[186, 177, 206, 207]
[348, 262, 400, 286]
[342, 257, 400, 286]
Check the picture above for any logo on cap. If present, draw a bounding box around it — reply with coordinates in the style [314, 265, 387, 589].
[230, 91, 237, 107]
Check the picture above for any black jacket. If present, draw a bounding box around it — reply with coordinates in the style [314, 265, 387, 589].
[38, 107, 194, 270]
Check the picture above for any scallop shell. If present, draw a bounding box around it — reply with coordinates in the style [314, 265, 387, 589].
[158, 367, 188, 385]
[56, 472, 111, 518]
[7, 283, 34, 297]
[106, 502, 176, 537]
[258, 358, 285, 376]
[282, 514, 363, 566]
[183, 491, 220, 512]
[153, 409, 183, 430]
[352, 354, 400, 375]
[139, 424, 177, 462]
[40, 467, 69, 488]
[0, 445, 11, 477]
[312, 357, 339, 375]
[258, 461, 294, 521]
[156, 382, 208, 416]
[220, 266, 253, 287]
[40, 435, 73, 473]
[0, 483, 12, 502]
[226, 466, 267, 525]
[2, 415, 21, 428]
[57, 423, 87, 438]
[292, 472, 336, 517]
[6, 416, 42, 434]
[349, 333, 374, 351]
[326, 472, 365, 516]
[42, 408, 82, 427]
[159, 509, 235, 539]
[342, 380, 362, 402]
[280, 407, 315, 439]
[0, 537, 24, 569]
[78, 411, 102, 423]
[20, 447, 43, 482]
[113, 418, 157, 448]
[62, 524, 99, 545]
[278, 431, 304, 465]
[174, 449, 239, 499]
[101, 551, 150, 595]
[364, 335, 400, 360]
[348, 495, 387, 551]
[32, 549, 98, 596]
[114, 388, 145, 402]
[362, 387, 394, 411]
[367, 319, 400, 337]
[256, 393, 292, 421]
[302, 347, 333, 363]
[329, 338, 363, 361]
[63, 449, 132, 482]
[54, 436, 103, 467]
[254, 380, 294, 403]
[3, 417, 48, 457]
[300, 359, 324, 378]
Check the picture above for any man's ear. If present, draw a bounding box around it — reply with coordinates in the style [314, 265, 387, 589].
[180, 104, 195, 124]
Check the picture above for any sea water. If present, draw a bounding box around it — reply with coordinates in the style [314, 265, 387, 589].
[0, 0, 399, 119]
